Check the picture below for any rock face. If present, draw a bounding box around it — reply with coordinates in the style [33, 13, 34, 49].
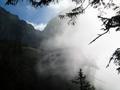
[0, 7, 44, 48]
[0, 6, 42, 90]
[0, 7, 79, 90]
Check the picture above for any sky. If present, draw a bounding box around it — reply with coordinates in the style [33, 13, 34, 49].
[0, 0, 75, 31]
[0, 0, 56, 31]
[1, 0, 120, 90]
[0, 0, 56, 23]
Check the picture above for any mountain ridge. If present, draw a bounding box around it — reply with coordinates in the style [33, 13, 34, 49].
[0, 6, 44, 48]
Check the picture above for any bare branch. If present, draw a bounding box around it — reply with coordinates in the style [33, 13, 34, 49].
[89, 29, 109, 44]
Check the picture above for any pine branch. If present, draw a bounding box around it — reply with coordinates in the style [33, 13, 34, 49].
[106, 56, 113, 68]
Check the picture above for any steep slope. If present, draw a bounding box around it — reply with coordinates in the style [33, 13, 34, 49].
[0, 7, 81, 90]
[0, 7, 44, 48]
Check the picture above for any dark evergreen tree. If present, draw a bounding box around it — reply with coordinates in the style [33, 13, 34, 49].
[107, 48, 120, 73]
[72, 69, 95, 90]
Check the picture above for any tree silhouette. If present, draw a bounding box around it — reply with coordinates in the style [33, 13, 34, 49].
[89, 15, 120, 44]
[5, 0, 57, 7]
[4, 0, 120, 73]
[4, 0, 120, 42]
[106, 48, 120, 74]
[71, 69, 95, 90]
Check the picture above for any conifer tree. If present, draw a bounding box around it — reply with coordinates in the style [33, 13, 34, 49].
[72, 69, 95, 90]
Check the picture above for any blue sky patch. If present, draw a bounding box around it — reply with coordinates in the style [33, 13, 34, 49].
[0, 0, 57, 24]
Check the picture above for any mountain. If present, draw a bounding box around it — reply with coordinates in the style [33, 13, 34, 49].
[42, 17, 65, 38]
[0, 7, 81, 90]
[0, 7, 44, 48]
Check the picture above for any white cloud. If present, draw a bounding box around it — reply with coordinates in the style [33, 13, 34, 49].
[39, 6, 120, 90]
[48, 0, 76, 13]
[33, 23, 46, 31]
[26, 1, 120, 90]
[40, 9, 99, 80]
[27, 21, 47, 31]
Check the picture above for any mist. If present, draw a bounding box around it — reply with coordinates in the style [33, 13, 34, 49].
[36, 7, 101, 89]
[35, 5, 120, 90]
[1, 0, 120, 90]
